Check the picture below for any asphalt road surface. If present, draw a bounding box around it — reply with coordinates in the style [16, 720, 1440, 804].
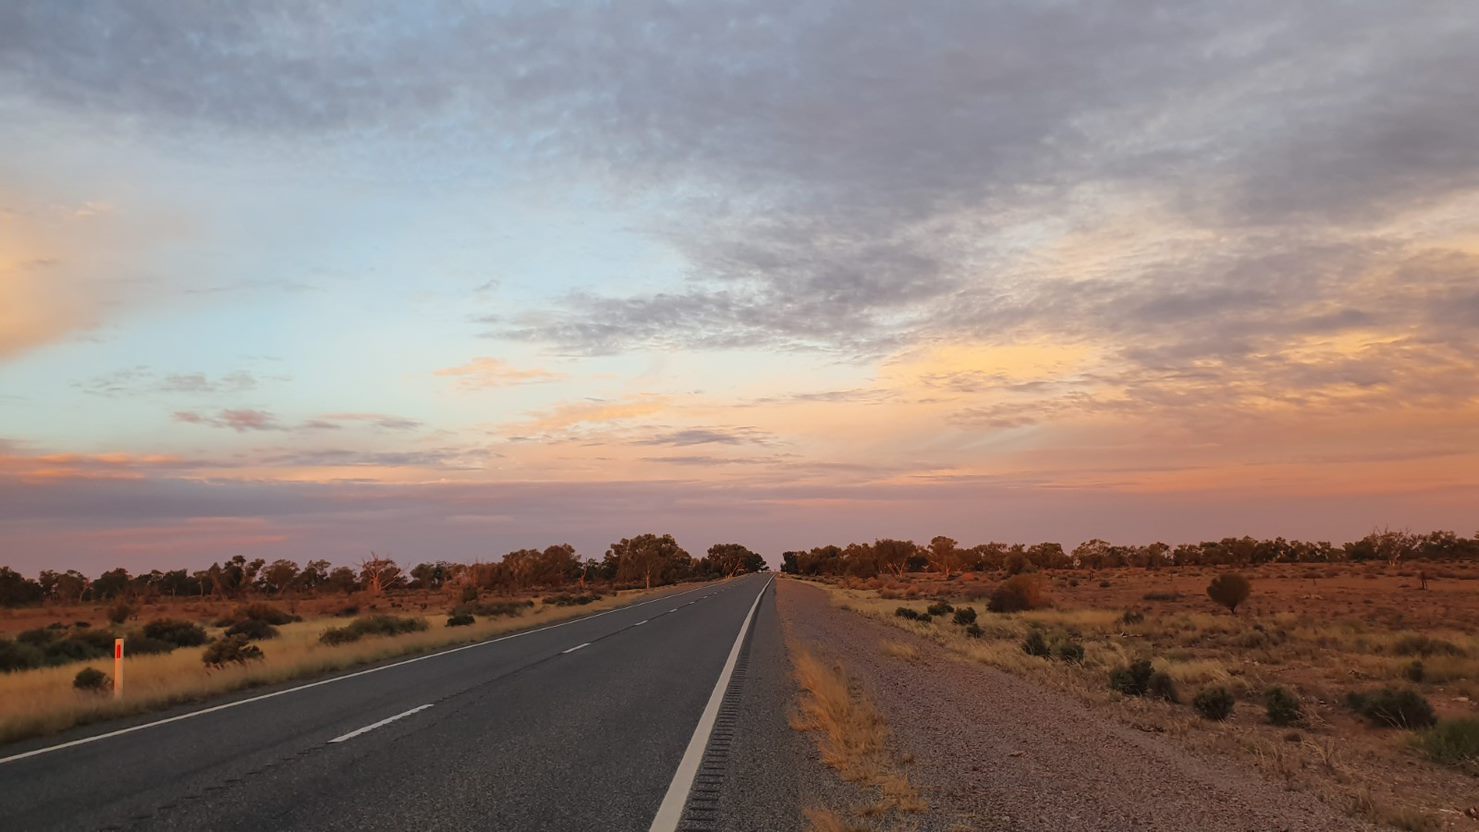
[0, 573, 799, 832]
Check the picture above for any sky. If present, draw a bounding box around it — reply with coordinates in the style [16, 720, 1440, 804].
[2, 1, 1477, 574]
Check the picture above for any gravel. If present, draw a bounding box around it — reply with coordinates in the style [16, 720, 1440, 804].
[777, 580, 1378, 832]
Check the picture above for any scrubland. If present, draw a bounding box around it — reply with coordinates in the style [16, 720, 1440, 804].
[808, 561, 1479, 831]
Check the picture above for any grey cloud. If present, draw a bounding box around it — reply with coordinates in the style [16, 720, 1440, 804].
[77, 367, 262, 397]
[631, 427, 773, 447]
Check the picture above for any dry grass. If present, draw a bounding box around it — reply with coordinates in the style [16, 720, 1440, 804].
[879, 640, 919, 662]
[803, 806, 870, 832]
[789, 647, 925, 818]
[0, 583, 701, 745]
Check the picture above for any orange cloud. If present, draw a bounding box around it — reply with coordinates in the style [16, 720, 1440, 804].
[434, 357, 566, 390]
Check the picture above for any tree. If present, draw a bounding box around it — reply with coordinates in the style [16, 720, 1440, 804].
[704, 543, 766, 577]
[92, 568, 131, 600]
[605, 534, 693, 589]
[873, 539, 918, 578]
[325, 566, 359, 594]
[1207, 573, 1251, 614]
[359, 554, 404, 594]
[0, 567, 43, 607]
[295, 560, 331, 592]
[926, 536, 965, 579]
[258, 559, 300, 596]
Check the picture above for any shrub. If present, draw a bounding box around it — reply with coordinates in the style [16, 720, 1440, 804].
[1414, 718, 1479, 773]
[1264, 686, 1303, 726]
[320, 614, 429, 646]
[1403, 660, 1425, 683]
[1055, 640, 1085, 663]
[1021, 630, 1051, 658]
[202, 635, 265, 668]
[124, 636, 177, 656]
[963, 623, 983, 639]
[43, 635, 112, 664]
[895, 607, 924, 621]
[951, 606, 977, 625]
[0, 638, 45, 672]
[143, 618, 208, 648]
[1206, 573, 1251, 614]
[1194, 686, 1235, 720]
[17, 627, 57, 646]
[988, 575, 1048, 613]
[446, 613, 475, 627]
[224, 619, 280, 641]
[1147, 671, 1179, 703]
[107, 600, 134, 625]
[73, 667, 110, 693]
[543, 592, 601, 607]
[469, 600, 533, 617]
[1346, 688, 1437, 729]
[1392, 635, 1466, 658]
[1142, 592, 1180, 602]
[1110, 660, 1155, 696]
[230, 603, 301, 626]
[926, 601, 954, 617]
[459, 585, 479, 603]
[1120, 609, 1145, 625]
[1097, 580, 1112, 588]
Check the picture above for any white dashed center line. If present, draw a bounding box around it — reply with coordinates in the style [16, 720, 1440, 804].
[330, 704, 433, 744]
[562, 642, 591, 654]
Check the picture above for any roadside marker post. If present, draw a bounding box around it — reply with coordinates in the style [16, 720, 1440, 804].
[113, 638, 124, 699]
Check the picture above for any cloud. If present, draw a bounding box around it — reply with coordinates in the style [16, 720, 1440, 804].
[433, 357, 565, 390]
[78, 368, 261, 396]
[318, 413, 424, 431]
[174, 408, 283, 432]
[172, 409, 424, 433]
[631, 427, 773, 447]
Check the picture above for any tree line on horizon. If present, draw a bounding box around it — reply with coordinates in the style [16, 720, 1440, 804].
[779, 529, 1479, 578]
[0, 534, 769, 608]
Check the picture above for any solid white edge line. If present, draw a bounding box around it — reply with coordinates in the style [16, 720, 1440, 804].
[561, 642, 591, 654]
[329, 704, 433, 744]
[647, 575, 774, 832]
[0, 578, 726, 766]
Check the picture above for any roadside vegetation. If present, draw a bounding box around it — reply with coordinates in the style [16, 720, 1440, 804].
[784, 529, 1479, 831]
[0, 533, 768, 745]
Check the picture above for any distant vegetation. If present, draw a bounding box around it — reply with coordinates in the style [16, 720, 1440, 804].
[780, 529, 1479, 578]
[0, 535, 768, 608]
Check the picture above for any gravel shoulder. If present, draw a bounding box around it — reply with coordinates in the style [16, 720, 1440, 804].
[777, 578, 1378, 832]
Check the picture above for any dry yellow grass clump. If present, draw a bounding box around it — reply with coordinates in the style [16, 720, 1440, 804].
[0, 587, 680, 745]
[789, 646, 924, 819]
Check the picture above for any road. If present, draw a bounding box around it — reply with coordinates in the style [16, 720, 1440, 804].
[0, 573, 803, 832]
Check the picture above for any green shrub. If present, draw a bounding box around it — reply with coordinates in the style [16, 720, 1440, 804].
[1110, 659, 1155, 696]
[73, 667, 110, 693]
[1206, 573, 1251, 614]
[894, 607, 924, 621]
[926, 601, 954, 617]
[1414, 718, 1479, 773]
[17, 627, 57, 646]
[1055, 640, 1085, 663]
[1264, 686, 1303, 726]
[1120, 609, 1145, 625]
[0, 638, 45, 672]
[963, 623, 983, 639]
[1346, 688, 1437, 729]
[469, 600, 533, 617]
[459, 585, 479, 603]
[107, 600, 134, 625]
[1194, 686, 1235, 720]
[43, 635, 112, 664]
[320, 614, 429, 646]
[951, 606, 977, 625]
[1021, 630, 1050, 658]
[988, 575, 1048, 613]
[446, 613, 475, 627]
[1141, 592, 1180, 602]
[1403, 660, 1425, 683]
[202, 635, 264, 668]
[224, 619, 280, 641]
[230, 603, 301, 626]
[543, 593, 601, 607]
[124, 636, 177, 656]
[1147, 671, 1179, 703]
[143, 618, 208, 647]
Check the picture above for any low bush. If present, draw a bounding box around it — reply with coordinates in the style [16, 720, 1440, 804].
[963, 623, 983, 639]
[1147, 671, 1179, 703]
[230, 603, 301, 626]
[926, 601, 954, 617]
[1142, 592, 1180, 602]
[1194, 686, 1235, 720]
[446, 613, 475, 627]
[1346, 688, 1437, 729]
[17, 628, 56, 646]
[1097, 580, 1112, 588]
[1110, 659, 1155, 696]
[1206, 573, 1252, 614]
[1414, 718, 1479, 773]
[894, 607, 925, 621]
[1392, 634, 1466, 658]
[320, 614, 429, 646]
[143, 618, 209, 648]
[224, 619, 280, 641]
[0, 638, 45, 672]
[1120, 609, 1145, 625]
[988, 575, 1049, 613]
[1021, 629, 1051, 658]
[124, 636, 177, 656]
[1403, 660, 1425, 683]
[951, 606, 977, 625]
[466, 600, 533, 617]
[73, 667, 110, 693]
[459, 585, 479, 603]
[543, 592, 601, 607]
[107, 601, 134, 625]
[1265, 686, 1303, 726]
[1055, 640, 1085, 664]
[202, 635, 265, 669]
[43, 632, 113, 664]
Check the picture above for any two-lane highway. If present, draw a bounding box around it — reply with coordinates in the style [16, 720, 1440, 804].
[0, 573, 789, 831]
